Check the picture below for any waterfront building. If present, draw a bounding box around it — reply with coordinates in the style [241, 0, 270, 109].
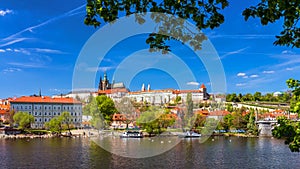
[10, 96, 82, 129]
[0, 98, 13, 123]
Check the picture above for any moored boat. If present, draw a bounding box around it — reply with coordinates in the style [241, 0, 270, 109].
[120, 131, 143, 138]
[179, 131, 201, 138]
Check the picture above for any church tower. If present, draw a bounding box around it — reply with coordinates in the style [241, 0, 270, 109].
[101, 72, 109, 90]
[98, 76, 102, 91]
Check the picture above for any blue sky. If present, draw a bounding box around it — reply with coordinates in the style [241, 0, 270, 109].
[0, 0, 300, 98]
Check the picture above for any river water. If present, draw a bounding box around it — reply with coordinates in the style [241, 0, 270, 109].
[0, 136, 299, 169]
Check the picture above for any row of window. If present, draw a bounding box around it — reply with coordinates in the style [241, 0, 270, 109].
[12, 105, 81, 111]
[34, 118, 82, 122]
[29, 112, 81, 116]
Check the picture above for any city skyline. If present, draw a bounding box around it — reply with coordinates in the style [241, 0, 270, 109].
[1, 0, 300, 98]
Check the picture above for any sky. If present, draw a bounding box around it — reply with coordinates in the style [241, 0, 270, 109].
[0, 0, 300, 98]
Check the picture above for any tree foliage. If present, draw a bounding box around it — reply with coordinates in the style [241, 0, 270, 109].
[243, 1, 300, 48]
[45, 111, 72, 134]
[13, 112, 34, 130]
[136, 107, 175, 136]
[272, 78, 300, 152]
[83, 95, 118, 128]
[85, 0, 300, 53]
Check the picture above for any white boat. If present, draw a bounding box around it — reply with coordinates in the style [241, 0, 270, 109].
[179, 131, 201, 138]
[120, 131, 143, 138]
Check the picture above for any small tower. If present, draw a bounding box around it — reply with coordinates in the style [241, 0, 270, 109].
[200, 84, 208, 99]
[147, 84, 151, 91]
[141, 84, 145, 92]
[98, 76, 102, 91]
[101, 72, 109, 90]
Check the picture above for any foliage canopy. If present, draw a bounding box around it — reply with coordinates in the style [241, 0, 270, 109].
[85, 0, 300, 53]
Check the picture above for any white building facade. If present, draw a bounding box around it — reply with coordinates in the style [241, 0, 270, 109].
[10, 96, 82, 129]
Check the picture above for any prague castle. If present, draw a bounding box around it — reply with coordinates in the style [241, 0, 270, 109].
[97, 73, 209, 104]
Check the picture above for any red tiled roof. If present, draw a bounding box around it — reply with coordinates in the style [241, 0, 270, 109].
[0, 109, 9, 114]
[194, 110, 209, 116]
[10, 96, 81, 104]
[200, 84, 206, 89]
[112, 113, 126, 121]
[98, 88, 129, 95]
[208, 110, 230, 116]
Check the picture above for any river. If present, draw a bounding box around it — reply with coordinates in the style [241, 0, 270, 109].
[0, 136, 299, 169]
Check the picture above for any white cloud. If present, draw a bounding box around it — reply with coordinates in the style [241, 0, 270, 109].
[0, 9, 13, 16]
[236, 83, 246, 87]
[250, 74, 259, 78]
[187, 81, 200, 86]
[286, 68, 293, 71]
[8, 62, 46, 68]
[237, 72, 246, 77]
[2, 68, 21, 73]
[281, 50, 295, 55]
[221, 47, 249, 59]
[86, 66, 114, 72]
[263, 70, 275, 74]
[0, 49, 5, 53]
[6, 48, 12, 51]
[33, 48, 65, 54]
[0, 38, 29, 47]
[242, 76, 248, 79]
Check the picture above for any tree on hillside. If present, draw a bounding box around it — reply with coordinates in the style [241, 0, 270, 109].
[95, 95, 118, 123]
[84, 95, 118, 128]
[253, 92, 262, 101]
[85, 0, 300, 53]
[13, 112, 34, 130]
[136, 106, 162, 136]
[272, 78, 300, 152]
[246, 109, 258, 135]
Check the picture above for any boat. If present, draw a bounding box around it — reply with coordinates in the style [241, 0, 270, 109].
[179, 131, 201, 138]
[120, 131, 143, 138]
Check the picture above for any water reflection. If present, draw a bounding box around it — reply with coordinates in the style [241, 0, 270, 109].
[0, 137, 300, 169]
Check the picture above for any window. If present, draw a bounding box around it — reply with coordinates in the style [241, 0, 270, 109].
[39, 118, 41, 122]
[54, 112, 56, 116]
[49, 112, 51, 116]
[71, 113, 73, 116]
[75, 113, 77, 116]
[25, 106, 27, 109]
[54, 107, 56, 110]
[35, 112, 37, 116]
[45, 107, 47, 110]
[35, 106, 37, 109]
[35, 119, 37, 122]
[44, 112, 47, 116]
[29, 106, 31, 109]
[58, 112, 60, 116]
[58, 107, 60, 110]
[39, 112, 41, 116]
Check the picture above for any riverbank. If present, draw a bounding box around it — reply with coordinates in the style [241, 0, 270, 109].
[0, 129, 100, 139]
